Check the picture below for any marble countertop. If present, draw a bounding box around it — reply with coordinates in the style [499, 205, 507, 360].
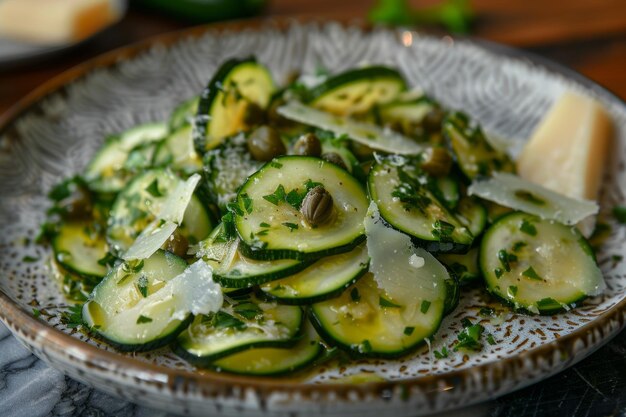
[1, 321, 625, 417]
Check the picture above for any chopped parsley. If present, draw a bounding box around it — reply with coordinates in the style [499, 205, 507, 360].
[350, 287, 361, 302]
[512, 241, 527, 252]
[519, 219, 537, 236]
[32, 308, 41, 318]
[136, 275, 149, 298]
[145, 179, 163, 197]
[479, 307, 495, 317]
[434, 346, 449, 359]
[420, 300, 431, 314]
[497, 249, 517, 272]
[432, 220, 455, 242]
[522, 266, 543, 281]
[60, 304, 84, 329]
[379, 296, 402, 308]
[359, 340, 373, 353]
[259, 222, 270, 228]
[404, 326, 415, 336]
[22, 255, 39, 263]
[211, 311, 247, 330]
[454, 319, 484, 351]
[240, 193, 253, 214]
[508, 285, 518, 297]
[282, 222, 299, 232]
[136, 315, 153, 324]
[270, 160, 283, 169]
[486, 333, 497, 346]
[263, 184, 286, 206]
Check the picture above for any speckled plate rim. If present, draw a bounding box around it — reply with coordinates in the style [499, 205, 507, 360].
[1, 16, 625, 411]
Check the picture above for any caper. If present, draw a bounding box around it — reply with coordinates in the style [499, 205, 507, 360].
[293, 133, 322, 157]
[165, 231, 189, 258]
[321, 152, 348, 171]
[243, 102, 267, 127]
[420, 147, 453, 177]
[301, 186, 334, 226]
[423, 108, 446, 133]
[267, 98, 293, 128]
[247, 126, 286, 161]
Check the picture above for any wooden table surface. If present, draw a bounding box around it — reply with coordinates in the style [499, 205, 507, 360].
[1, 0, 626, 115]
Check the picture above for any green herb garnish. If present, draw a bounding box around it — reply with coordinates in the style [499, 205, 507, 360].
[420, 300, 431, 314]
[60, 304, 84, 329]
[522, 266, 543, 281]
[145, 179, 163, 197]
[282, 222, 299, 232]
[350, 288, 361, 302]
[514, 190, 546, 206]
[379, 296, 402, 308]
[404, 326, 415, 336]
[137, 275, 149, 298]
[434, 346, 449, 359]
[519, 219, 537, 236]
[136, 315, 153, 324]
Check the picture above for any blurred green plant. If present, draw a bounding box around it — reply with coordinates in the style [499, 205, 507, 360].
[136, 0, 266, 23]
[368, 0, 474, 34]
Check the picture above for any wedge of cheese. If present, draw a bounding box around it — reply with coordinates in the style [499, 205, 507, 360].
[517, 91, 612, 202]
[0, 0, 120, 45]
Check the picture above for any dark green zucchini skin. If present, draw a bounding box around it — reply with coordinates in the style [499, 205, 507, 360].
[90, 315, 194, 353]
[172, 313, 305, 367]
[307, 310, 438, 360]
[211, 259, 315, 288]
[194, 56, 257, 155]
[306, 66, 407, 102]
[237, 234, 367, 262]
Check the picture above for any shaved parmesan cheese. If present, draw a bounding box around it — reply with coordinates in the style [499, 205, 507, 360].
[123, 174, 201, 260]
[468, 172, 598, 225]
[277, 101, 424, 155]
[105, 261, 222, 336]
[364, 201, 448, 308]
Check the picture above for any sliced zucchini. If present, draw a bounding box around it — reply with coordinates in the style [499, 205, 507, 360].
[85, 123, 168, 193]
[107, 170, 212, 255]
[318, 135, 366, 181]
[368, 157, 473, 252]
[82, 250, 193, 351]
[153, 123, 202, 174]
[443, 112, 514, 180]
[438, 247, 481, 286]
[203, 133, 262, 209]
[234, 156, 368, 260]
[170, 96, 199, 131]
[377, 96, 435, 132]
[174, 294, 303, 365]
[430, 175, 460, 210]
[260, 243, 370, 304]
[52, 220, 108, 278]
[310, 273, 446, 358]
[194, 57, 275, 153]
[456, 196, 488, 237]
[308, 66, 406, 116]
[277, 101, 423, 155]
[198, 229, 311, 288]
[212, 321, 322, 376]
[480, 212, 605, 314]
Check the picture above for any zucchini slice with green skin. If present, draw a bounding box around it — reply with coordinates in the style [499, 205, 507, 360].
[310, 272, 446, 358]
[203, 133, 262, 209]
[480, 212, 605, 314]
[169, 96, 199, 131]
[107, 169, 212, 255]
[52, 220, 108, 279]
[443, 112, 515, 180]
[438, 247, 481, 286]
[278, 101, 424, 155]
[307, 66, 406, 116]
[260, 243, 370, 305]
[82, 250, 192, 351]
[368, 157, 473, 253]
[234, 156, 369, 261]
[85, 123, 168, 193]
[198, 231, 311, 288]
[194, 57, 275, 154]
[153, 123, 202, 174]
[430, 175, 460, 211]
[456, 196, 488, 237]
[211, 321, 322, 376]
[377, 95, 435, 132]
[174, 294, 303, 365]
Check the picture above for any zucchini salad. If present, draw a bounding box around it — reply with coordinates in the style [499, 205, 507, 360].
[39, 57, 608, 376]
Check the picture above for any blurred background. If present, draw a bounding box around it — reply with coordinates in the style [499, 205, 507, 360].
[1, 0, 625, 115]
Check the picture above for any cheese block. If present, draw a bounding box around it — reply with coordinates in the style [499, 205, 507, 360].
[0, 0, 120, 45]
[517, 91, 613, 202]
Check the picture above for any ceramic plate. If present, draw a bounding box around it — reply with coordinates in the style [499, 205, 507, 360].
[0, 19, 625, 417]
